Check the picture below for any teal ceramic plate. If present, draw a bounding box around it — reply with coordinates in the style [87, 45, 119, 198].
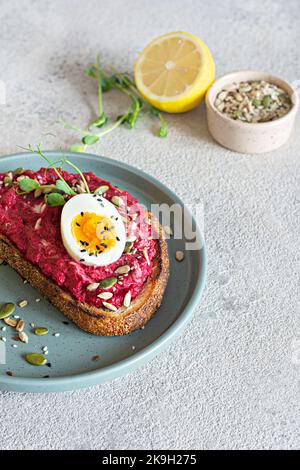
[0, 151, 206, 393]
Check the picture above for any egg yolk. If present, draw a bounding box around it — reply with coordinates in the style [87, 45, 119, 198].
[71, 212, 117, 255]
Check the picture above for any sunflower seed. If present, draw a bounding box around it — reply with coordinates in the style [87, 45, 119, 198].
[98, 292, 113, 300]
[123, 242, 133, 254]
[111, 195, 123, 207]
[4, 317, 17, 327]
[94, 185, 109, 195]
[123, 291, 131, 308]
[115, 265, 131, 274]
[102, 301, 118, 312]
[143, 248, 150, 265]
[16, 319, 25, 332]
[87, 282, 100, 291]
[19, 331, 28, 343]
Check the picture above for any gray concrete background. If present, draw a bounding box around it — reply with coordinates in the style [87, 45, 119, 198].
[0, 0, 299, 450]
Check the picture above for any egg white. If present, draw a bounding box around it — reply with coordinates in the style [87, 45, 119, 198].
[61, 193, 126, 267]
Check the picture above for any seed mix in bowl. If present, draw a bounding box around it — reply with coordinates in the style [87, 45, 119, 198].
[214, 80, 292, 123]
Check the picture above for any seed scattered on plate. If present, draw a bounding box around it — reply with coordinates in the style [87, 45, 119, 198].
[25, 353, 47, 366]
[18, 331, 28, 343]
[34, 327, 49, 336]
[0, 302, 16, 319]
[16, 319, 25, 333]
[18, 300, 28, 308]
[4, 317, 18, 327]
[175, 250, 185, 262]
[53, 333, 60, 337]
[1, 336, 6, 342]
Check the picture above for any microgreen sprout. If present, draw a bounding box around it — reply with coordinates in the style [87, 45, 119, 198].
[62, 56, 168, 152]
[17, 144, 91, 204]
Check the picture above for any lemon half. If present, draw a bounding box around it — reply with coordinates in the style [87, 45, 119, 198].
[134, 32, 215, 113]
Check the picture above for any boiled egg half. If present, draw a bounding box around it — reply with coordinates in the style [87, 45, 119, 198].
[61, 193, 126, 266]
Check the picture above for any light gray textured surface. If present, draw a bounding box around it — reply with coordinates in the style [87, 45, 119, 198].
[0, 0, 299, 450]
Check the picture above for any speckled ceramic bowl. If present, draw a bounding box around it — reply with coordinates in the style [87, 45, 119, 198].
[205, 71, 299, 154]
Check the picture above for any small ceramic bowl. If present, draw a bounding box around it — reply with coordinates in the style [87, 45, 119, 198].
[205, 71, 299, 154]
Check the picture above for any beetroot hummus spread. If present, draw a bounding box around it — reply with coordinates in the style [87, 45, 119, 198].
[0, 168, 157, 309]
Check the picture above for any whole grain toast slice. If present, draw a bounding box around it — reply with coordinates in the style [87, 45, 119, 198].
[0, 216, 169, 336]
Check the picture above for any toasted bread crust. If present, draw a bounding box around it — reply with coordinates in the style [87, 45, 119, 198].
[0, 217, 169, 336]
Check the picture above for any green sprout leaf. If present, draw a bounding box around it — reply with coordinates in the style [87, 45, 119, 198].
[89, 112, 108, 129]
[159, 126, 168, 138]
[45, 193, 66, 207]
[82, 134, 99, 145]
[19, 178, 40, 192]
[55, 180, 74, 195]
[69, 145, 86, 153]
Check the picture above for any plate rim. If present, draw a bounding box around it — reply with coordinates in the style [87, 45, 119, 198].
[0, 150, 207, 392]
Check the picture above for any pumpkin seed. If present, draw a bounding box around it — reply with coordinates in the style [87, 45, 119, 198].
[25, 353, 47, 366]
[94, 185, 109, 195]
[262, 95, 272, 108]
[34, 327, 49, 336]
[98, 292, 113, 300]
[252, 99, 261, 108]
[143, 248, 150, 265]
[115, 265, 130, 274]
[19, 331, 28, 343]
[99, 277, 118, 289]
[102, 301, 118, 312]
[86, 282, 100, 291]
[123, 291, 131, 308]
[123, 242, 133, 254]
[111, 195, 123, 207]
[0, 303, 16, 319]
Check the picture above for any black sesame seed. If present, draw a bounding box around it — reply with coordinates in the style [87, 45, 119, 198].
[76, 222, 81, 227]
[46, 363, 52, 368]
[81, 212, 84, 216]
[116, 237, 120, 241]
[80, 259, 85, 262]
[96, 245, 100, 250]
[43, 375, 50, 378]
[101, 243, 108, 248]
[80, 249, 86, 253]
